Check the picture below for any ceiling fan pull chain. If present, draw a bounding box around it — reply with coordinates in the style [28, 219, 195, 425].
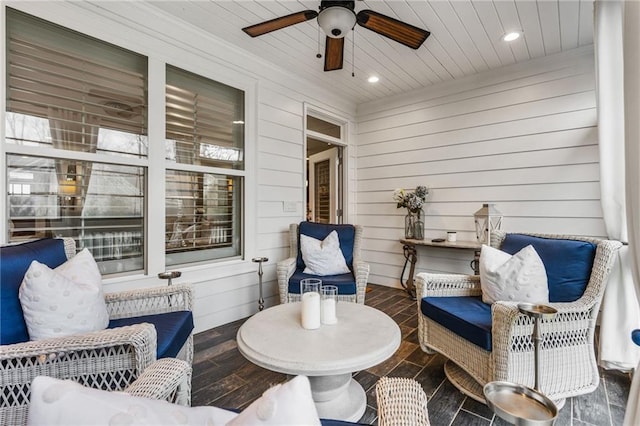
[316, 25, 322, 59]
[351, 29, 355, 77]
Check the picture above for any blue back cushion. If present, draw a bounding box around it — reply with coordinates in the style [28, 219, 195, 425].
[421, 296, 493, 351]
[296, 222, 355, 270]
[288, 269, 356, 295]
[1, 239, 68, 345]
[501, 234, 597, 302]
[109, 311, 194, 359]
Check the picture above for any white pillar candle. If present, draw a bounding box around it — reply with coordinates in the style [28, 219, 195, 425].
[301, 292, 321, 330]
[321, 298, 337, 325]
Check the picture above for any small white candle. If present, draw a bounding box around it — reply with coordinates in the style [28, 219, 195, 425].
[321, 298, 337, 325]
[301, 292, 321, 329]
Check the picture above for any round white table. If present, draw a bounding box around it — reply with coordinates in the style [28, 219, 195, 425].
[236, 302, 401, 422]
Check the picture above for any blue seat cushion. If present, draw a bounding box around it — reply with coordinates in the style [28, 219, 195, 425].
[288, 269, 357, 296]
[108, 311, 193, 359]
[421, 296, 493, 351]
[296, 222, 355, 270]
[1, 238, 69, 345]
[501, 234, 597, 303]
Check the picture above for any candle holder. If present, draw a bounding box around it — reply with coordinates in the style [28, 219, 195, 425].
[300, 278, 321, 330]
[321, 285, 338, 325]
[252, 257, 269, 311]
[158, 270, 181, 286]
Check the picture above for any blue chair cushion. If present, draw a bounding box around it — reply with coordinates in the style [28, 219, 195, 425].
[501, 234, 597, 303]
[421, 296, 493, 351]
[296, 222, 355, 270]
[1, 238, 69, 345]
[108, 311, 194, 359]
[288, 268, 357, 296]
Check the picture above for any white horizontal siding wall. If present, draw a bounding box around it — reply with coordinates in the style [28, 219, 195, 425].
[5, 1, 357, 332]
[356, 47, 604, 288]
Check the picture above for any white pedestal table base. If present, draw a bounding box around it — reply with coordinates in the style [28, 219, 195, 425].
[308, 374, 366, 422]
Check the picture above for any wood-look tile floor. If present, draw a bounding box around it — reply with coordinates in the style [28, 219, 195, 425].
[192, 284, 631, 425]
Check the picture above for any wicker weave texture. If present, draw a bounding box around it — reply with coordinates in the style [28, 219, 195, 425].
[277, 223, 369, 305]
[376, 377, 430, 426]
[0, 238, 195, 425]
[124, 358, 192, 406]
[416, 231, 622, 403]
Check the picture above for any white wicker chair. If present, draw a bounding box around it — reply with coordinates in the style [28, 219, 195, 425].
[276, 222, 369, 304]
[0, 238, 194, 425]
[416, 231, 622, 408]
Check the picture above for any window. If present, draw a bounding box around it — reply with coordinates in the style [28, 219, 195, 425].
[4, 9, 247, 274]
[5, 9, 147, 274]
[165, 66, 244, 265]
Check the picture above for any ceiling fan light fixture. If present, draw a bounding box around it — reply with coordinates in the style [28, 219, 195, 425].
[318, 6, 356, 38]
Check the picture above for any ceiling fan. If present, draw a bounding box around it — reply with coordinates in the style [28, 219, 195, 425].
[242, 0, 430, 72]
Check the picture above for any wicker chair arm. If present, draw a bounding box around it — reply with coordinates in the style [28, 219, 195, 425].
[124, 358, 191, 406]
[105, 283, 192, 319]
[276, 257, 296, 304]
[0, 323, 157, 365]
[492, 299, 601, 336]
[352, 257, 370, 305]
[0, 323, 157, 425]
[491, 300, 598, 374]
[415, 273, 481, 298]
[352, 257, 370, 275]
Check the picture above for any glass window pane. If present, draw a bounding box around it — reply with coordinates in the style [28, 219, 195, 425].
[7, 155, 145, 275]
[6, 9, 148, 159]
[166, 65, 244, 170]
[166, 170, 241, 266]
[307, 116, 341, 139]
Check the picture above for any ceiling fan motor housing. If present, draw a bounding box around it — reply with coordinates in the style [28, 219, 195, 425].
[318, 0, 356, 38]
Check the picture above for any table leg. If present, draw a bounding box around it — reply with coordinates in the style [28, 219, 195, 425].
[308, 374, 366, 422]
[401, 244, 418, 300]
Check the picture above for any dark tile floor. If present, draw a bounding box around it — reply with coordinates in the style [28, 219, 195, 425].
[192, 284, 631, 425]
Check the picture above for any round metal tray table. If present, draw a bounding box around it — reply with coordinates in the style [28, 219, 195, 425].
[484, 381, 558, 425]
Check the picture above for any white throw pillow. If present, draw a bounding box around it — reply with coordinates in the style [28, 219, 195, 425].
[479, 244, 549, 304]
[227, 375, 320, 426]
[300, 230, 350, 276]
[27, 376, 238, 425]
[19, 248, 109, 341]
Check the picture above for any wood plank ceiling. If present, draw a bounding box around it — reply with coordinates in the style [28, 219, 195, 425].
[150, 1, 594, 104]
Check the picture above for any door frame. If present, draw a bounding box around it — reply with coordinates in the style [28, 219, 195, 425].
[303, 103, 349, 224]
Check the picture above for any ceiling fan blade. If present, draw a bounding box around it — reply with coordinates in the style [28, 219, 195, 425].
[324, 36, 344, 71]
[356, 9, 430, 49]
[242, 10, 318, 37]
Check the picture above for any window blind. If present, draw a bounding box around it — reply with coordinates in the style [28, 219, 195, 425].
[164, 65, 244, 265]
[5, 9, 148, 275]
[7, 9, 148, 157]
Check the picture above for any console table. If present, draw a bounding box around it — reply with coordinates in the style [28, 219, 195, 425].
[400, 238, 482, 299]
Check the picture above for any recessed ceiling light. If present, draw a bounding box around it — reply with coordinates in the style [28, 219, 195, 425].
[503, 31, 521, 42]
[368, 75, 379, 83]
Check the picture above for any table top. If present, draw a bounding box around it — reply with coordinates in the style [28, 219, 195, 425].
[401, 238, 482, 250]
[237, 302, 401, 376]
